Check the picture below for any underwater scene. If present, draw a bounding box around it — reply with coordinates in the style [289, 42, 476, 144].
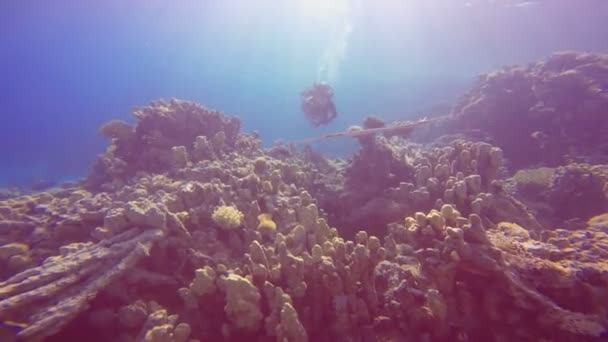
[1, 1, 608, 341]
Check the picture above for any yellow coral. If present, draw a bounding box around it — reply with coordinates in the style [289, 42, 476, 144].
[212, 205, 244, 230]
[257, 213, 277, 235]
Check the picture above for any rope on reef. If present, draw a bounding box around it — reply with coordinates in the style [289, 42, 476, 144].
[292, 115, 451, 145]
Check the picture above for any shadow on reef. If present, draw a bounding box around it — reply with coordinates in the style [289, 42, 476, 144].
[1, 52, 608, 342]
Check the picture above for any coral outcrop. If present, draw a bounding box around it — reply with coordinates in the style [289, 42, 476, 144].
[449, 51, 608, 168]
[88, 98, 259, 189]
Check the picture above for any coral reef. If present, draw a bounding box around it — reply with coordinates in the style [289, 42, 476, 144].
[2, 52, 608, 342]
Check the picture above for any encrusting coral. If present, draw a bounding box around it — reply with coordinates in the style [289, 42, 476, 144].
[1, 52, 608, 342]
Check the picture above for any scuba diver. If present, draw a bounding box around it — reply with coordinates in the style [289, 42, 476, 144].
[300, 82, 338, 127]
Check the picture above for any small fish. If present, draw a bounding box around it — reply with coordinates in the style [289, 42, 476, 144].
[0, 320, 28, 342]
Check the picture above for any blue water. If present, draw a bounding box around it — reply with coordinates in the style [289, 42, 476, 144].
[1, 0, 607, 188]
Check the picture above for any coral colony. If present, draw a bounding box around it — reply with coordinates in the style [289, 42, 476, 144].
[1, 51, 608, 341]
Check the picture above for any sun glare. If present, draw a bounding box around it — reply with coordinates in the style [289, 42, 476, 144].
[297, 0, 351, 23]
